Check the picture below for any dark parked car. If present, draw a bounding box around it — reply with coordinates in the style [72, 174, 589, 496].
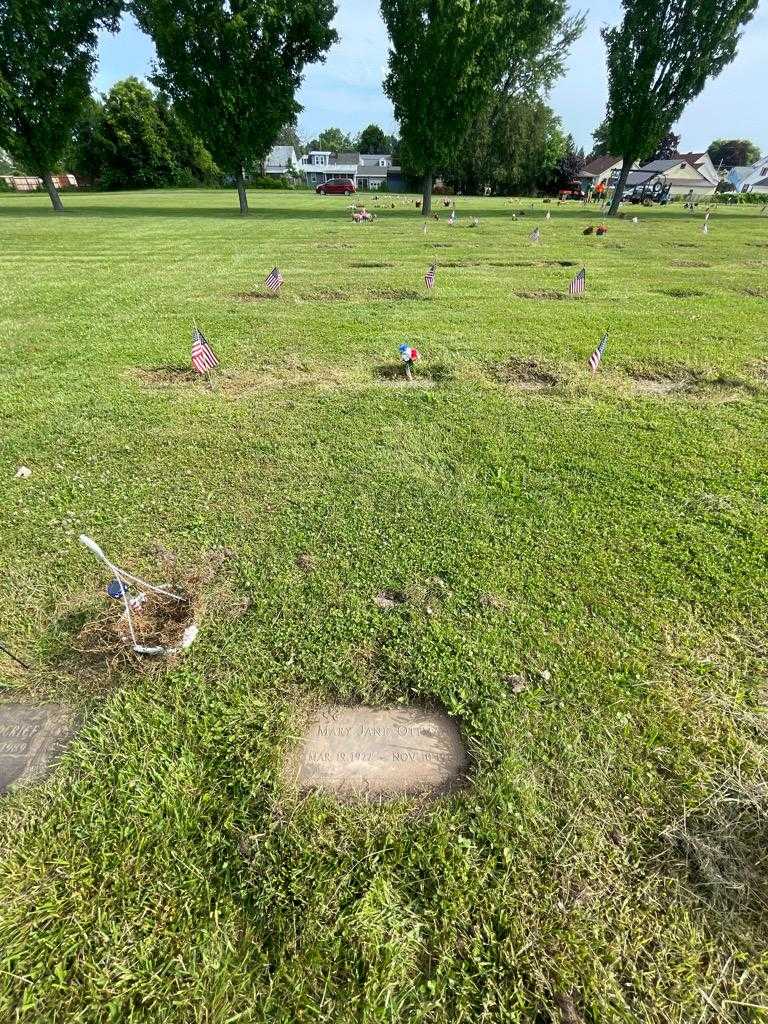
[316, 179, 356, 196]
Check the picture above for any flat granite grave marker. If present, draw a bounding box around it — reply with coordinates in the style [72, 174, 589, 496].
[0, 704, 75, 795]
[289, 706, 467, 798]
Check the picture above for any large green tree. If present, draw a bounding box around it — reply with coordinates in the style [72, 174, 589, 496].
[708, 137, 761, 168]
[445, 94, 568, 195]
[132, 0, 337, 214]
[307, 126, 353, 153]
[0, 0, 122, 211]
[380, 0, 581, 215]
[650, 130, 681, 161]
[69, 78, 220, 190]
[357, 124, 389, 154]
[601, 0, 759, 216]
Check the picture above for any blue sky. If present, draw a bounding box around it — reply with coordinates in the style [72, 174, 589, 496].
[96, 0, 768, 155]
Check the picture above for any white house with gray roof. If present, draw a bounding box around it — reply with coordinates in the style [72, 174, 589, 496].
[291, 149, 402, 190]
[727, 157, 768, 194]
[263, 145, 299, 176]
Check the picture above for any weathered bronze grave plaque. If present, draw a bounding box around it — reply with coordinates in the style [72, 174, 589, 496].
[290, 706, 467, 798]
[0, 704, 75, 795]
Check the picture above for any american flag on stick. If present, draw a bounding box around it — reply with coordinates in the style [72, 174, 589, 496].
[530, 227, 540, 243]
[425, 262, 437, 289]
[588, 331, 608, 373]
[265, 266, 284, 293]
[569, 268, 586, 296]
[191, 327, 219, 374]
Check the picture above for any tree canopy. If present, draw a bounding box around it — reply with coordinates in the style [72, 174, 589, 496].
[132, 0, 338, 214]
[445, 95, 570, 195]
[357, 124, 389, 154]
[650, 130, 681, 161]
[307, 127, 354, 153]
[380, 0, 582, 214]
[601, 0, 759, 214]
[708, 138, 761, 168]
[66, 78, 220, 189]
[0, 0, 122, 210]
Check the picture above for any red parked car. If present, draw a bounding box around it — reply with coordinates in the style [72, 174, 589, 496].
[316, 179, 356, 196]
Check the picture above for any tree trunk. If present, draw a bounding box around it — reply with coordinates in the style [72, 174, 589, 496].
[42, 172, 64, 212]
[236, 169, 249, 216]
[421, 171, 433, 217]
[607, 156, 633, 217]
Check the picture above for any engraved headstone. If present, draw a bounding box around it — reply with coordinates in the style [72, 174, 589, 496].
[0, 704, 75, 795]
[289, 706, 467, 798]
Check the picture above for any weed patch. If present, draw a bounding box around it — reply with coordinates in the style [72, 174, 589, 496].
[133, 365, 200, 386]
[490, 357, 561, 391]
[659, 286, 705, 298]
[625, 363, 755, 400]
[133, 364, 346, 395]
[235, 291, 280, 302]
[514, 290, 570, 300]
[69, 550, 232, 674]
[373, 362, 452, 387]
[367, 287, 430, 302]
[662, 767, 768, 910]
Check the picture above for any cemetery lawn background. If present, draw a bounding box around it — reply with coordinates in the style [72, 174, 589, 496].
[0, 188, 767, 1024]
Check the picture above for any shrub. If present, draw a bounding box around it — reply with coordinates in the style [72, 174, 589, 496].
[713, 191, 767, 206]
[249, 175, 285, 189]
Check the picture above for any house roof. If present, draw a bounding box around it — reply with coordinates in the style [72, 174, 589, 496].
[582, 155, 621, 177]
[266, 145, 296, 164]
[675, 151, 706, 163]
[356, 163, 400, 176]
[641, 159, 691, 172]
[625, 170, 657, 186]
[335, 151, 360, 165]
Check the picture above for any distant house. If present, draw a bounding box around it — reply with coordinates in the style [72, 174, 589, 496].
[580, 155, 635, 187]
[301, 150, 359, 187]
[675, 151, 719, 185]
[298, 150, 403, 191]
[614, 158, 716, 198]
[263, 146, 298, 177]
[727, 157, 768, 194]
[357, 153, 394, 190]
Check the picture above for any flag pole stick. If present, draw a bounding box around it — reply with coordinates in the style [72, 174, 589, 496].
[0, 640, 30, 670]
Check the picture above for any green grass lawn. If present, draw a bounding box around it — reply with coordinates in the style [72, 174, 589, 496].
[0, 188, 767, 1023]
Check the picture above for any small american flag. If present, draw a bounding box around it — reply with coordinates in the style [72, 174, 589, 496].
[425, 262, 436, 289]
[265, 267, 284, 292]
[191, 327, 219, 374]
[530, 227, 540, 243]
[569, 268, 586, 296]
[588, 331, 608, 373]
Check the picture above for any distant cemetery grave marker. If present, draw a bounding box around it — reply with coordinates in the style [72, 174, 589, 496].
[288, 706, 467, 799]
[0, 704, 75, 795]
